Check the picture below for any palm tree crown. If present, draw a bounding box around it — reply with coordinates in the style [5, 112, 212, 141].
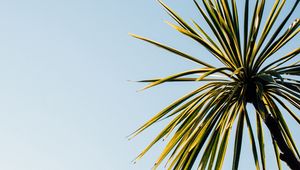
[130, 0, 300, 169]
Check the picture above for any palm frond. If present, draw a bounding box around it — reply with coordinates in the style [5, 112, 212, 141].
[131, 0, 300, 169]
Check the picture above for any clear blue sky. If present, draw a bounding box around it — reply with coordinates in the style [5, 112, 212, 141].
[0, 0, 298, 170]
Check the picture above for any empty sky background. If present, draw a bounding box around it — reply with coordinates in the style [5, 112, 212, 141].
[0, 0, 298, 170]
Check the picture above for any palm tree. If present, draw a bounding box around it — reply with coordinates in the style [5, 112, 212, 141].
[130, 0, 300, 169]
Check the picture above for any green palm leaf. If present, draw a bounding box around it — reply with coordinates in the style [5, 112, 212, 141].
[131, 0, 300, 169]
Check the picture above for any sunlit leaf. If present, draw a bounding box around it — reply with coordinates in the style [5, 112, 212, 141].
[131, 0, 300, 169]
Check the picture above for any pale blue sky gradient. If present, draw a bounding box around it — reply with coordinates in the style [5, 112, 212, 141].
[0, 0, 298, 170]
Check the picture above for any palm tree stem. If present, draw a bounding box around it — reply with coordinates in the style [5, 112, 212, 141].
[264, 114, 300, 170]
